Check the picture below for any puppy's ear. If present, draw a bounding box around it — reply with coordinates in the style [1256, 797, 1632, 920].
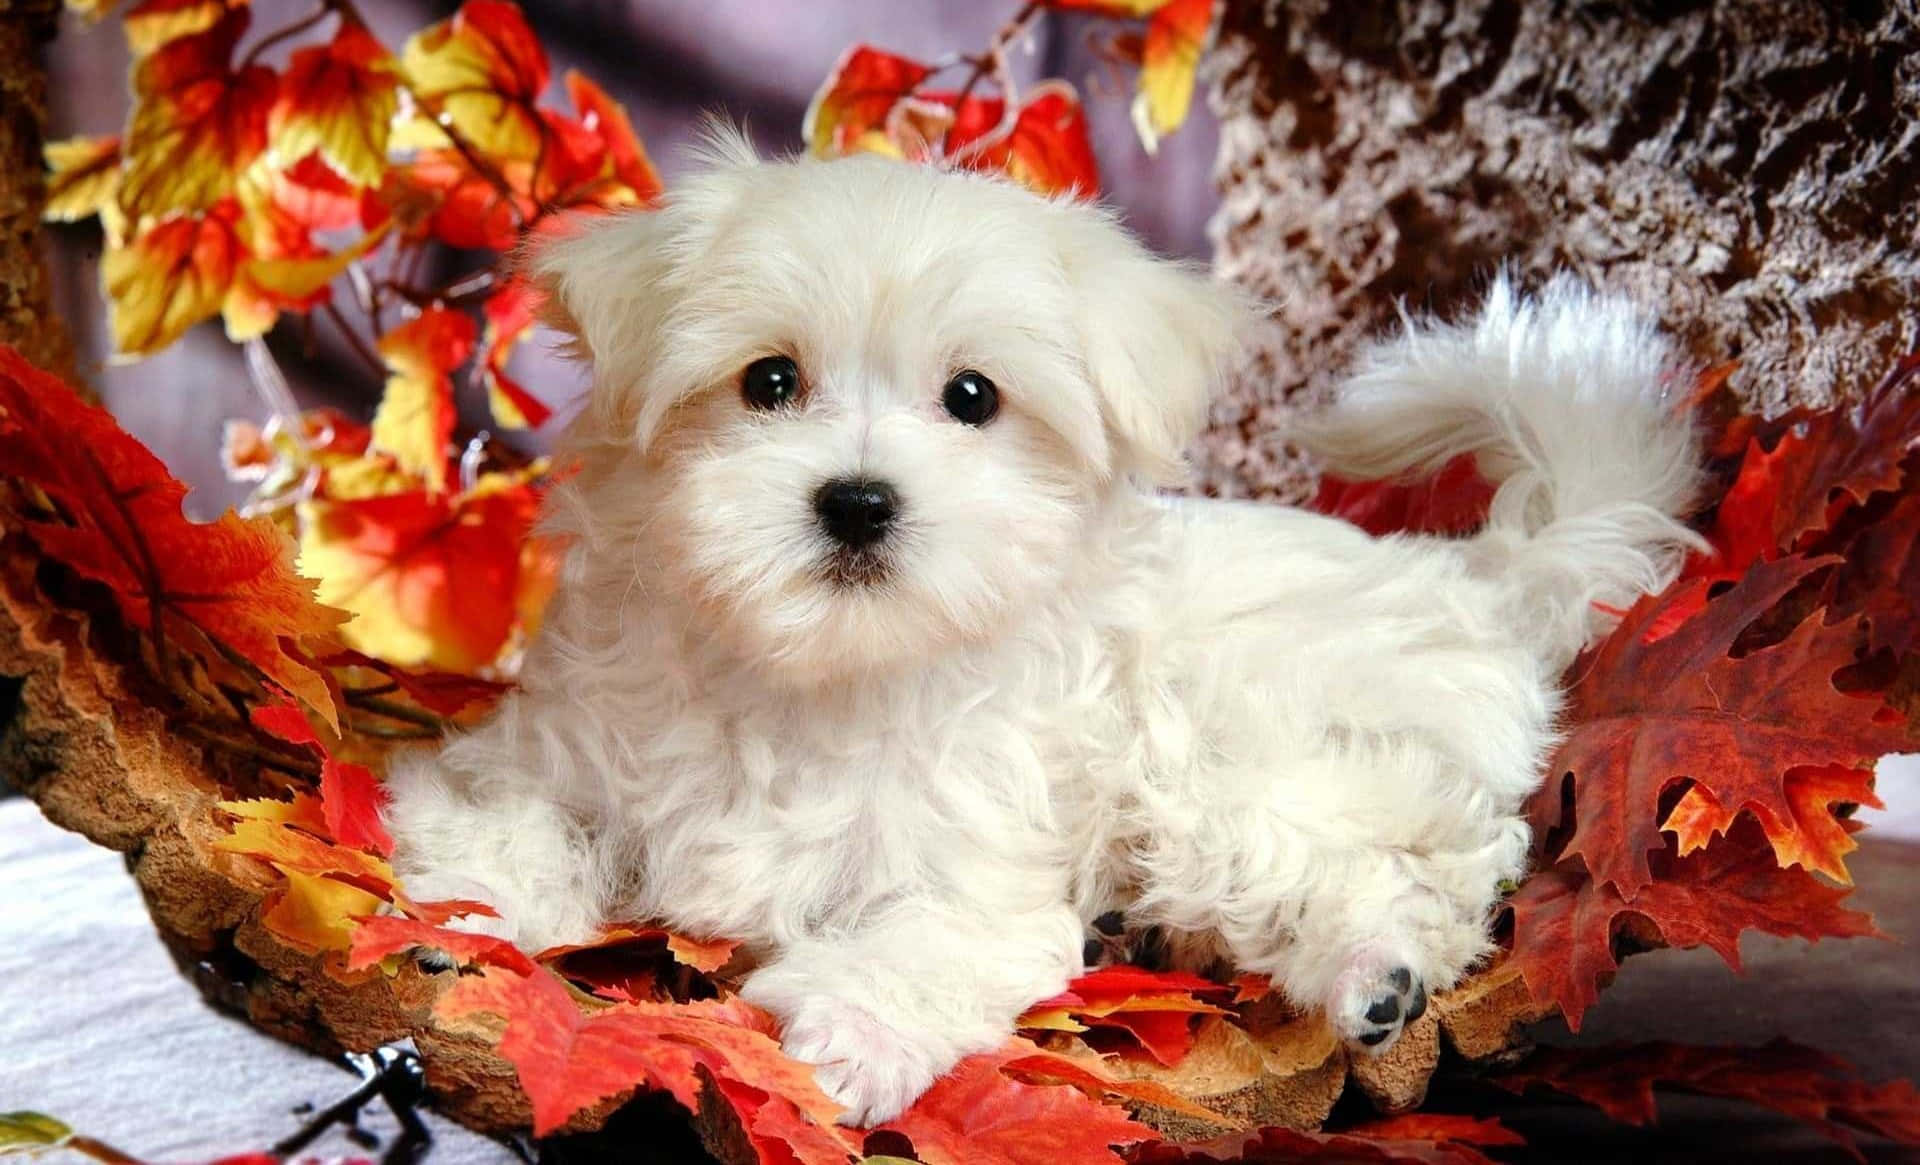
[1060, 215, 1248, 485]
[525, 122, 759, 448]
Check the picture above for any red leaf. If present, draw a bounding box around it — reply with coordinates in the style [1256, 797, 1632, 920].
[437, 967, 855, 1144]
[1529, 555, 1906, 898]
[0, 347, 344, 728]
[249, 696, 394, 856]
[1506, 819, 1880, 1027]
[369, 307, 478, 493]
[346, 914, 535, 976]
[1022, 966, 1230, 1066]
[880, 1041, 1156, 1165]
[1662, 763, 1881, 884]
[120, 6, 277, 218]
[804, 45, 936, 157]
[1495, 1041, 1920, 1160]
[1312, 454, 1496, 537]
[1765, 353, 1920, 549]
[480, 278, 551, 429]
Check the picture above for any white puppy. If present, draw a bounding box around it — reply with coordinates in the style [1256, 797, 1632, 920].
[383, 129, 1701, 1125]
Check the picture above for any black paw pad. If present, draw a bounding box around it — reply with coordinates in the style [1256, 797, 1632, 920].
[1347, 964, 1425, 1054]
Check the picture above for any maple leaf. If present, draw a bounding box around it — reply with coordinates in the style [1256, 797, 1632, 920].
[346, 914, 535, 976]
[297, 473, 542, 674]
[540, 925, 741, 977]
[1505, 818, 1880, 1027]
[400, 0, 549, 162]
[368, 307, 477, 492]
[1134, 1114, 1524, 1165]
[879, 1040, 1158, 1165]
[564, 71, 663, 209]
[119, 6, 277, 219]
[1820, 486, 1920, 659]
[947, 83, 1101, 200]
[1764, 353, 1920, 549]
[1495, 1041, 1920, 1160]
[479, 278, 550, 428]
[1130, 0, 1214, 153]
[249, 697, 394, 855]
[42, 135, 123, 229]
[1019, 966, 1230, 1066]
[0, 346, 345, 727]
[438, 966, 856, 1144]
[270, 18, 400, 188]
[1312, 454, 1495, 537]
[804, 45, 936, 159]
[1529, 554, 1907, 897]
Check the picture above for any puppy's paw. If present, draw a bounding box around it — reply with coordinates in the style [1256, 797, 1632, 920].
[1328, 948, 1427, 1055]
[778, 997, 942, 1127]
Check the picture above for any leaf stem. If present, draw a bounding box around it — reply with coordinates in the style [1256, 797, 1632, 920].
[239, 2, 337, 69]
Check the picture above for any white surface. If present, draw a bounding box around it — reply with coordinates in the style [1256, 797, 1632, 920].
[0, 799, 515, 1165]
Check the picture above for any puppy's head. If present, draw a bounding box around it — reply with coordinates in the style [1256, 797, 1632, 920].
[532, 127, 1243, 678]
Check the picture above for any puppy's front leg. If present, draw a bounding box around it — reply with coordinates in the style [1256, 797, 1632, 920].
[740, 902, 1082, 1126]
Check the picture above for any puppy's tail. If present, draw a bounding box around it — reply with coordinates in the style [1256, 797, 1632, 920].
[1298, 274, 1707, 672]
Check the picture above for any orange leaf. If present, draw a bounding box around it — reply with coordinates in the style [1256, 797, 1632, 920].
[400, 0, 549, 161]
[438, 966, 855, 1142]
[564, 71, 662, 208]
[1131, 0, 1213, 152]
[804, 45, 936, 158]
[122, 0, 237, 58]
[298, 478, 539, 673]
[0, 347, 345, 728]
[1662, 763, 1880, 885]
[369, 307, 477, 491]
[270, 19, 400, 187]
[120, 6, 277, 218]
[1021, 966, 1229, 1066]
[346, 914, 535, 975]
[881, 1040, 1156, 1164]
[215, 816, 395, 894]
[479, 278, 549, 428]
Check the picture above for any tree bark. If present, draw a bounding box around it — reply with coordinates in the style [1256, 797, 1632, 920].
[1196, 0, 1920, 501]
[0, 3, 77, 385]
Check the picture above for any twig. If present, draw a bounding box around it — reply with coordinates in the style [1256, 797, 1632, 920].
[346, 691, 448, 732]
[240, 2, 337, 69]
[325, 300, 389, 378]
[179, 721, 322, 779]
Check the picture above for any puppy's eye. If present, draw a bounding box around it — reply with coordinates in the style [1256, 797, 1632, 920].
[941, 370, 999, 426]
[741, 355, 802, 411]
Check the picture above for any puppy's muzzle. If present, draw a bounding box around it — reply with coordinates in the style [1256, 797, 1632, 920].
[814, 478, 899, 550]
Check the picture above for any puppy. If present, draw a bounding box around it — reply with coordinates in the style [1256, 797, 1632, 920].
[383, 128, 1701, 1125]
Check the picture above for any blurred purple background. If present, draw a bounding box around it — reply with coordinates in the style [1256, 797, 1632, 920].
[41, 0, 1219, 516]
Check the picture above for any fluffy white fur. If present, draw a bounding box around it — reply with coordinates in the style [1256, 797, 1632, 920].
[382, 131, 1704, 1126]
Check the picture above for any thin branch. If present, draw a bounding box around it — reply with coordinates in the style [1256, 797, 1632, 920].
[325, 300, 389, 378]
[346, 691, 448, 732]
[240, 2, 337, 69]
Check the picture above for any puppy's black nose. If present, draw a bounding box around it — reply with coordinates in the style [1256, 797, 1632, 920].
[814, 478, 898, 549]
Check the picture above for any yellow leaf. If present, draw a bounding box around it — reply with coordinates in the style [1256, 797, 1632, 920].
[101, 205, 244, 357]
[369, 307, 477, 492]
[400, 0, 548, 162]
[1130, 0, 1214, 153]
[263, 869, 385, 953]
[124, 0, 233, 57]
[43, 135, 121, 224]
[119, 7, 278, 218]
[270, 20, 400, 187]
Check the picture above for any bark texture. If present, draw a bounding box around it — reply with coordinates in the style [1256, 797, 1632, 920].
[0, 3, 76, 385]
[1195, 0, 1920, 501]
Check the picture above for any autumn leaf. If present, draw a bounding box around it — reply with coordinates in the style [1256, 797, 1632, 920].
[1131, 0, 1213, 153]
[564, 71, 663, 209]
[1528, 554, 1907, 898]
[346, 914, 536, 976]
[437, 966, 856, 1143]
[270, 19, 400, 187]
[1019, 966, 1231, 1066]
[1505, 818, 1880, 1027]
[298, 474, 542, 674]
[804, 45, 936, 159]
[322, 648, 513, 717]
[369, 307, 477, 492]
[1312, 454, 1495, 537]
[249, 696, 395, 855]
[0, 346, 345, 727]
[401, 0, 549, 162]
[1662, 763, 1880, 884]
[101, 203, 243, 354]
[122, 0, 237, 58]
[879, 1040, 1158, 1165]
[1763, 353, 1920, 550]
[264, 868, 386, 954]
[43, 135, 123, 229]
[119, 5, 276, 218]
[950, 83, 1101, 199]
[1495, 1041, 1920, 1160]
[479, 278, 550, 428]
